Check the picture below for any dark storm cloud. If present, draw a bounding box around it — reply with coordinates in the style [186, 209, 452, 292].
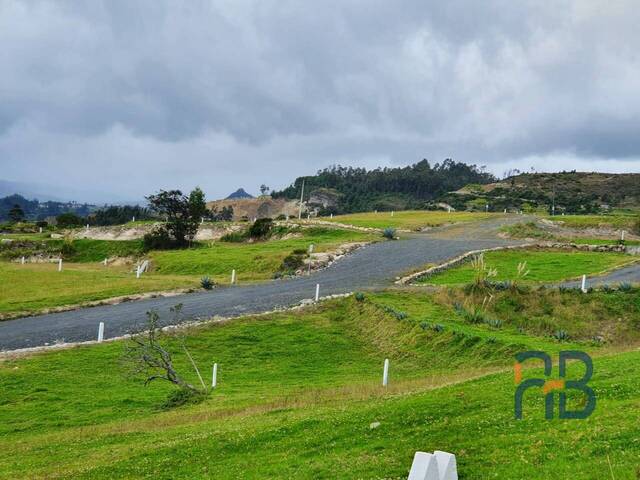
[0, 0, 638, 201]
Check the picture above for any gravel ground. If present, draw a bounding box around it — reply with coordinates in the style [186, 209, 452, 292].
[1, 215, 638, 351]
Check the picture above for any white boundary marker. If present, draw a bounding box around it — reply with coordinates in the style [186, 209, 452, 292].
[97, 322, 104, 342]
[382, 358, 389, 386]
[212, 363, 218, 388]
[315, 283, 320, 302]
[408, 451, 458, 480]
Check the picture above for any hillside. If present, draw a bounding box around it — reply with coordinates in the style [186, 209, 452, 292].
[206, 196, 300, 220]
[272, 159, 495, 214]
[443, 172, 640, 213]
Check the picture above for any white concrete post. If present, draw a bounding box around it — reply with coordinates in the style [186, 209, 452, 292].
[315, 283, 320, 302]
[212, 363, 218, 388]
[231, 269, 236, 284]
[485, 204, 489, 212]
[39, 227, 43, 233]
[103, 258, 108, 266]
[391, 210, 394, 216]
[307, 213, 310, 220]
[504, 208, 507, 213]
[136, 265, 141, 279]
[97, 322, 104, 342]
[407, 452, 439, 480]
[447, 206, 451, 213]
[308, 244, 314, 254]
[21, 256, 25, 265]
[434, 451, 458, 480]
[581, 274, 587, 293]
[382, 358, 389, 386]
[201, 217, 204, 224]
[621, 230, 625, 241]
[330, 213, 333, 219]
[58, 258, 63, 272]
[132, 216, 135, 222]
[86, 224, 89, 231]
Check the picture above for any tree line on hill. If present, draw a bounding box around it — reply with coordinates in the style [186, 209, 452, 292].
[271, 159, 495, 213]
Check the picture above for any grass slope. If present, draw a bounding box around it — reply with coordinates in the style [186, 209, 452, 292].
[421, 249, 635, 285]
[1, 291, 638, 478]
[325, 211, 496, 230]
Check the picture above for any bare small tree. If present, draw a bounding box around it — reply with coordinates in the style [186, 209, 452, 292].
[123, 305, 206, 393]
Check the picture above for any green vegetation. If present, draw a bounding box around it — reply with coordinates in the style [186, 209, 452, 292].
[420, 249, 635, 285]
[502, 221, 640, 245]
[1, 291, 639, 478]
[0, 227, 374, 317]
[0, 262, 198, 317]
[326, 210, 495, 230]
[272, 160, 494, 213]
[442, 172, 640, 214]
[151, 227, 373, 280]
[545, 214, 638, 230]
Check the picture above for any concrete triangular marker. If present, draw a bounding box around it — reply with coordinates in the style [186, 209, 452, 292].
[433, 451, 457, 480]
[407, 451, 440, 480]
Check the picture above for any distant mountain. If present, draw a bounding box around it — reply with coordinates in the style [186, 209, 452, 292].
[226, 188, 254, 199]
[0, 193, 96, 221]
[0, 179, 137, 204]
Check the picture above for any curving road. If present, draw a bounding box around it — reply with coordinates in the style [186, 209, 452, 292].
[1, 216, 638, 351]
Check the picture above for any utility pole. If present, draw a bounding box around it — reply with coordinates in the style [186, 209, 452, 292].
[298, 179, 305, 220]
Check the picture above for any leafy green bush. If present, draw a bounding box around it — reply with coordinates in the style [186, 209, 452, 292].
[220, 231, 247, 243]
[248, 218, 273, 239]
[161, 388, 208, 410]
[142, 228, 178, 251]
[276, 251, 307, 277]
[56, 213, 85, 228]
[354, 292, 366, 302]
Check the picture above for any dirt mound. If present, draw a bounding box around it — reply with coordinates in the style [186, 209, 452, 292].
[207, 196, 301, 220]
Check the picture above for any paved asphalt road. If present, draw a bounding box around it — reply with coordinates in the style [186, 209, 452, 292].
[1, 216, 638, 351]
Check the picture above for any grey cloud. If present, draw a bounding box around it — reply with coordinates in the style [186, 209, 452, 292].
[0, 0, 639, 202]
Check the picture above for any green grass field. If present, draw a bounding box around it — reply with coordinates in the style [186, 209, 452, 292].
[1, 290, 639, 479]
[0, 227, 375, 317]
[0, 262, 198, 316]
[150, 227, 375, 280]
[419, 249, 636, 285]
[545, 214, 638, 230]
[325, 210, 497, 230]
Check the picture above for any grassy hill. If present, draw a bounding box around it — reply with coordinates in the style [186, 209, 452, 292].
[1, 289, 639, 478]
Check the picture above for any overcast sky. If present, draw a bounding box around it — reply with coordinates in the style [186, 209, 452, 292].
[1, 1, 640, 202]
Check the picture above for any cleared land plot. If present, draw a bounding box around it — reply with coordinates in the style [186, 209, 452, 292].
[544, 214, 638, 230]
[0, 262, 197, 316]
[419, 249, 635, 285]
[150, 227, 376, 280]
[0, 291, 638, 479]
[324, 210, 496, 230]
[0, 228, 375, 317]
